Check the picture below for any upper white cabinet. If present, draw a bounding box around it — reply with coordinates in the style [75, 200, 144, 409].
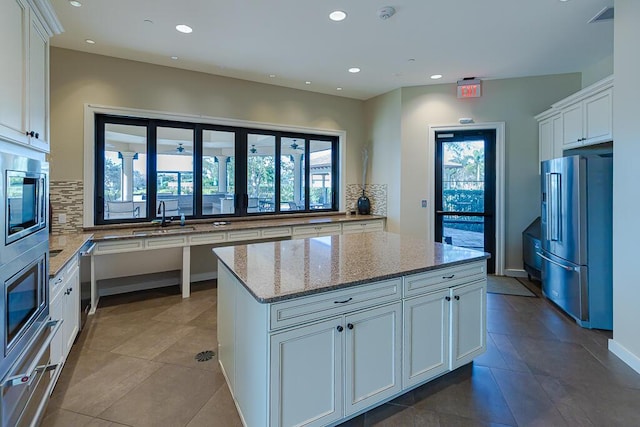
[536, 76, 613, 161]
[0, 0, 62, 152]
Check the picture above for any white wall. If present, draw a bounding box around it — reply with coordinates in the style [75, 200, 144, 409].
[609, 0, 640, 373]
[364, 89, 402, 232]
[364, 74, 581, 271]
[582, 53, 614, 88]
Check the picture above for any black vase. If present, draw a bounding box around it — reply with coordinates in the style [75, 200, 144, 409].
[357, 190, 371, 215]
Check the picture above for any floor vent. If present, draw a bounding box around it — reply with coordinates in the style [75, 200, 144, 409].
[195, 350, 215, 362]
[588, 6, 614, 23]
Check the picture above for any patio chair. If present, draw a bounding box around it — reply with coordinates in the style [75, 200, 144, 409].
[158, 199, 180, 217]
[106, 201, 140, 219]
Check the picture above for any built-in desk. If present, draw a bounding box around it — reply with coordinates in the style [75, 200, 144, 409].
[85, 215, 385, 314]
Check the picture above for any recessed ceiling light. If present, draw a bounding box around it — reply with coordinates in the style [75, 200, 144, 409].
[329, 10, 347, 21]
[430, 74, 443, 79]
[348, 67, 361, 73]
[269, 74, 276, 78]
[170, 56, 178, 60]
[176, 24, 193, 34]
[85, 39, 95, 44]
[305, 81, 311, 85]
[68, 0, 82, 7]
[336, 87, 343, 91]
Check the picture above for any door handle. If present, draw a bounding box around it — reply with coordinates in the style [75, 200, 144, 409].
[536, 252, 576, 272]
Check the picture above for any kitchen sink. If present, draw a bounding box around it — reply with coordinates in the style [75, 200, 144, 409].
[132, 226, 196, 236]
[49, 249, 63, 258]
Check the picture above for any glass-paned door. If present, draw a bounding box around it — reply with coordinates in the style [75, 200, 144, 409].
[281, 137, 305, 212]
[247, 134, 276, 213]
[102, 123, 147, 221]
[435, 129, 496, 273]
[156, 126, 194, 218]
[202, 129, 235, 215]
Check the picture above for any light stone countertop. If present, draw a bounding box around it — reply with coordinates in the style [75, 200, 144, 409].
[49, 233, 94, 277]
[87, 214, 385, 241]
[213, 231, 489, 303]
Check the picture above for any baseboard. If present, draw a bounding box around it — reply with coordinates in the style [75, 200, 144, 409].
[608, 339, 640, 374]
[503, 269, 528, 278]
[191, 271, 217, 283]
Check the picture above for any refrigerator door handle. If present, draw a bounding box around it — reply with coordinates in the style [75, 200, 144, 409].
[547, 172, 561, 242]
[536, 252, 577, 272]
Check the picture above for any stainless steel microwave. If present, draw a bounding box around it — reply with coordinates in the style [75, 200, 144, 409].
[0, 152, 48, 266]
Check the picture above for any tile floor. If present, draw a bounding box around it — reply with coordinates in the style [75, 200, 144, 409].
[41, 279, 640, 427]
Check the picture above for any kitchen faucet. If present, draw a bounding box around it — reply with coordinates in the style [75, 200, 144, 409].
[157, 201, 170, 227]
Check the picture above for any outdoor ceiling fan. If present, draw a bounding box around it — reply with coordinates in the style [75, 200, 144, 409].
[160, 142, 192, 155]
[250, 144, 257, 154]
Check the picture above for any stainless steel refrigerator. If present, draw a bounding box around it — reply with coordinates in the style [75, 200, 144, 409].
[540, 154, 613, 330]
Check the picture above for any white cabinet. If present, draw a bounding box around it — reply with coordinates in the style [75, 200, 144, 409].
[403, 289, 450, 388]
[270, 317, 343, 427]
[292, 223, 342, 238]
[0, 0, 60, 151]
[450, 280, 486, 369]
[402, 274, 487, 387]
[270, 302, 402, 426]
[341, 219, 385, 234]
[560, 87, 613, 149]
[537, 111, 563, 168]
[50, 254, 80, 386]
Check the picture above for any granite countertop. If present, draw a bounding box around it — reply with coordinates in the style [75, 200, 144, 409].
[213, 231, 489, 303]
[49, 233, 94, 277]
[88, 214, 385, 241]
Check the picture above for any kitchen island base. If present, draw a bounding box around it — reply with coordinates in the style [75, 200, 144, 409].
[217, 255, 487, 427]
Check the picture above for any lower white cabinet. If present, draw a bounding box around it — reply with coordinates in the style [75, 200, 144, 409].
[450, 280, 486, 369]
[269, 302, 402, 426]
[218, 260, 486, 427]
[403, 289, 450, 388]
[50, 255, 80, 385]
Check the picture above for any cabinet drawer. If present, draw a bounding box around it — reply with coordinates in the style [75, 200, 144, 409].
[93, 239, 143, 255]
[50, 259, 78, 300]
[403, 261, 485, 297]
[342, 220, 384, 234]
[261, 227, 292, 238]
[270, 278, 402, 331]
[228, 229, 262, 242]
[189, 232, 227, 245]
[292, 224, 342, 237]
[145, 235, 187, 249]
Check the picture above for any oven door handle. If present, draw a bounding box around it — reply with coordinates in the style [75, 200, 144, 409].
[1, 320, 62, 388]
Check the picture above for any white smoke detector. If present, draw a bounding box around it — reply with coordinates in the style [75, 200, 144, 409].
[377, 6, 396, 20]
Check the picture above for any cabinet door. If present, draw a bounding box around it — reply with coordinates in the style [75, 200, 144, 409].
[450, 280, 486, 369]
[63, 264, 80, 357]
[0, 0, 29, 144]
[344, 302, 402, 416]
[49, 288, 64, 368]
[561, 102, 583, 148]
[538, 117, 553, 169]
[583, 88, 613, 145]
[551, 114, 564, 159]
[27, 13, 49, 151]
[403, 289, 450, 388]
[270, 318, 343, 427]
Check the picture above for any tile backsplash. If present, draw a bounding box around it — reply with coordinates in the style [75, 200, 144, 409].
[345, 184, 387, 216]
[50, 180, 84, 234]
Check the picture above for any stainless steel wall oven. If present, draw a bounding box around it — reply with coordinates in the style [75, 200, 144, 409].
[0, 149, 56, 426]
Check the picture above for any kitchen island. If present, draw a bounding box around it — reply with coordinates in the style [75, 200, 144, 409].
[213, 232, 489, 427]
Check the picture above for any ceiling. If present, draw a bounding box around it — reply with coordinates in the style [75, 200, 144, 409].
[50, 0, 613, 100]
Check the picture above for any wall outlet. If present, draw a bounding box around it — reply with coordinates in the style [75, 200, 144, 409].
[58, 213, 67, 224]
[421, 200, 428, 208]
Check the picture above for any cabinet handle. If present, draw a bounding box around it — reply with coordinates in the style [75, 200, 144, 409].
[442, 274, 455, 279]
[336, 325, 344, 332]
[35, 132, 39, 139]
[67, 287, 72, 294]
[347, 323, 354, 330]
[334, 297, 353, 304]
[454, 295, 460, 300]
[445, 296, 451, 301]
